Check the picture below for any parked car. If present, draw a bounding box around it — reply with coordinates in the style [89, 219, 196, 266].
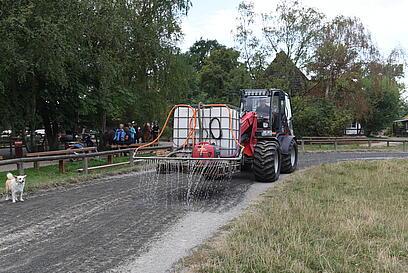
[1, 130, 11, 138]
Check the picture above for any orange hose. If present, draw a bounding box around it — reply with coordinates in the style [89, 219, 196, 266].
[181, 108, 197, 147]
[134, 104, 196, 153]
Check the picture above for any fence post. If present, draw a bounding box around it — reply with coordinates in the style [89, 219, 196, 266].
[301, 139, 305, 154]
[404, 141, 407, 152]
[17, 161, 24, 175]
[368, 139, 372, 148]
[58, 160, 65, 174]
[83, 157, 89, 175]
[334, 140, 338, 152]
[387, 141, 390, 147]
[129, 153, 134, 166]
[107, 154, 113, 164]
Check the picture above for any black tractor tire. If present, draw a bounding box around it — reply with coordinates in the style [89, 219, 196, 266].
[281, 139, 298, 174]
[253, 140, 281, 182]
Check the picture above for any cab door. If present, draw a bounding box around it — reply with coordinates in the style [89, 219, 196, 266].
[284, 94, 294, 135]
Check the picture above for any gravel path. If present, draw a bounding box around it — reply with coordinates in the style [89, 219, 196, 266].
[1, 151, 408, 273]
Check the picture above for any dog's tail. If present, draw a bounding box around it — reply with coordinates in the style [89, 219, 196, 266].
[6, 173, 14, 180]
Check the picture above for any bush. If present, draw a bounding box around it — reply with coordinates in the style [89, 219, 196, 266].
[292, 96, 352, 137]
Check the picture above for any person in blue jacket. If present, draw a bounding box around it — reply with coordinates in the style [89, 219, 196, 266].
[113, 124, 126, 144]
[129, 122, 137, 144]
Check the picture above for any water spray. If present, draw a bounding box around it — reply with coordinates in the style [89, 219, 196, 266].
[132, 103, 243, 205]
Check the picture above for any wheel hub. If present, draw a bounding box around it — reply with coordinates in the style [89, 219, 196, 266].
[274, 152, 279, 173]
[290, 148, 296, 166]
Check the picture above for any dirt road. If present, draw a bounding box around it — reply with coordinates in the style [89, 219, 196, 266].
[1, 152, 407, 273]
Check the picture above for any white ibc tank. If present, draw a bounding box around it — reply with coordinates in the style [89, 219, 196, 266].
[173, 105, 240, 157]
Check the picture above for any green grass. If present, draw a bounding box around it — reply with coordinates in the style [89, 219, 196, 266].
[0, 155, 136, 192]
[184, 160, 408, 272]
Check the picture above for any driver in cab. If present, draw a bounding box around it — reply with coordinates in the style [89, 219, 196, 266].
[256, 99, 270, 117]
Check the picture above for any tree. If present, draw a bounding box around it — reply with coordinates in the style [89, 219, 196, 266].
[307, 16, 404, 135]
[234, 0, 324, 89]
[0, 0, 85, 148]
[188, 39, 224, 70]
[198, 47, 251, 105]
[360, 58, 404, 135]
[122, 0, 192, 125]
[234, 1, 266, 81]
[0, 0, 192, 149]
[231, 0, 405, 137]
[262, 0, 324, 68]
[308, 16, 376, 98]
[77, 0, 131, 133]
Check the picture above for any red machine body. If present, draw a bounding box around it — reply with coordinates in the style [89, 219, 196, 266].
[240, 112, 258, 157]
[192, 142, 220, 158]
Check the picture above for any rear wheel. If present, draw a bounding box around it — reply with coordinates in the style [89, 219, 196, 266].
[281, 139, 298, 174]
[253, 140, 281, 182]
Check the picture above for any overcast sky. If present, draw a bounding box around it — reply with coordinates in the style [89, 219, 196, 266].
[180, 0, 408, 88]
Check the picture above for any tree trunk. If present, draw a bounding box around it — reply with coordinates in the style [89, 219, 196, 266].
[101, 111, 107, 133]
[42, 112, 59, 150]
[325, 71, 334, 99]
[29, 76, 38, 152]
[46, 123, 59, 150]
[29, 124, 36, 152]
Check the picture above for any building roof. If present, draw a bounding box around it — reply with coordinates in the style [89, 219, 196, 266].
[264, 51, 309, 96]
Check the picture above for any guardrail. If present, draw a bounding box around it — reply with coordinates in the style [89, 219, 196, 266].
[0, 145, 173, 175]
[298, 137, 408, 153]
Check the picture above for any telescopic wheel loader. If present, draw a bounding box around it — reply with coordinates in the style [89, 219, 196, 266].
[240, 89, 298, 182]
[134, 89, 298, 182]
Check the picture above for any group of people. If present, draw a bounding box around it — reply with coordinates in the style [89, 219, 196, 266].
[111, 122, 160, 145]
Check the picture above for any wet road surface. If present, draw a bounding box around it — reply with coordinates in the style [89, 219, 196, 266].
[1, 151, 408, 273]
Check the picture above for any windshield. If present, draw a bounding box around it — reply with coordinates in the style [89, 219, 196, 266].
[242, 96, 269, 113]
[242, 96, 278, 118]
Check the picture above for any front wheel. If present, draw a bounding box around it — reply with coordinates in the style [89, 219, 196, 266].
[281, 140, 298, 174]
[253, 140, 281, 182]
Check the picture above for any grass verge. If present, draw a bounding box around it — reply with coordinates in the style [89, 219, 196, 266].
[183, 160, 408, 272]
[0, 156, 137, 193]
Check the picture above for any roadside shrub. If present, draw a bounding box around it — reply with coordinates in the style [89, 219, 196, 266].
[292, 96, 352, 137]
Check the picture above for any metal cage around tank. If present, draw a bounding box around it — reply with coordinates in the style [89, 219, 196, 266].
[172, 105, 241, 158]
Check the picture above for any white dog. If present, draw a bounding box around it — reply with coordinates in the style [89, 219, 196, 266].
[5, 173, 26, 203]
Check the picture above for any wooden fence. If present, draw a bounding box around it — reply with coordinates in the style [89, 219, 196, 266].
[298, 137, 408, 153]
[2, 137, 407, 176]
[0, 145, 172, 175]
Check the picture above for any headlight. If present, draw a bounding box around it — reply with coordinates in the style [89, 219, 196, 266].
[261, 130, 273, 136]
[263, 122, 269, 128]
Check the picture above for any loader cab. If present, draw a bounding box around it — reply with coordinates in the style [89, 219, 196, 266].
[240, 89, 294, 136]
